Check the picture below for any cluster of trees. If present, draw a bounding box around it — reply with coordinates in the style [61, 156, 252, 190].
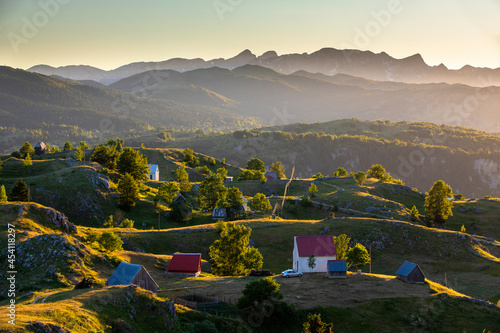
[89, 139, 150, 210]
[333, 234, 370, 271]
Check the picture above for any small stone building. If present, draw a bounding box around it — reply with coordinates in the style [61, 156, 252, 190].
[34, 142, 48, 155]
[396, 261, 425, 283]
[106, 262, 158, 294]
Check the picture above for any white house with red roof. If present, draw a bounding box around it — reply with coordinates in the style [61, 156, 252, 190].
[293, 236, 337, 273]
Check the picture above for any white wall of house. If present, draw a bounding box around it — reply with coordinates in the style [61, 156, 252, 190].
[149, 164, 159, 181]
[293, 238, 336, 273]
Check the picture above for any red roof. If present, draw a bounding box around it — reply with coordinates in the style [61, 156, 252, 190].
[295, 236, 336, 257]
[167, 253, 201, 273]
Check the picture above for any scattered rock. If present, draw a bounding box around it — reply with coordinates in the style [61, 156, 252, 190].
[27, 322, 71, 333]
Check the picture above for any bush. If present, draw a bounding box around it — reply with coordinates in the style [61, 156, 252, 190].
[11, 151, 21, 158]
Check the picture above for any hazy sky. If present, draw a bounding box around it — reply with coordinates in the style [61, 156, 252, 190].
[1, 0, 499, 70]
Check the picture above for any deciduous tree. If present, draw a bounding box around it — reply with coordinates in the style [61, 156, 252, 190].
[270, 161, 286, 179]
[237, 277, 283, 310]
[251, 193, 271, 212]
[197, 169, 228, 210]
[246, 158, 265, 173]
[346, 243, 370, 271]
[209, 222, 263, 276]
[334, 167, 348, 177]
[333, 234, 350, 261]
[158, 181, 180, 205]
[176, 164, 192, 192]
[117, 147, 149, 181]
[354, 171, 366, 185]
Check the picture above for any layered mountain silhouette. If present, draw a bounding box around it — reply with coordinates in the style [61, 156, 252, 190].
[105, 64, 500, 132]
[29, 48, 500, 87]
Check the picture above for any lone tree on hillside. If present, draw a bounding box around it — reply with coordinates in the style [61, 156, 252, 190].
[23, 154, 32, 167]
[19, 142, 34, 159]
[410, 205, 420, 222]
[334, 167, 348, 177]
[209, 222, 263, 276]
[367, 164, 386, 180]
[182, 147, 195, 163]
[309, 183, 318, 197]
[237, 277, 283, 310]
[354, 171, 367, 185]
[270, 161, 286, 179]
[63, 140, 73, 151]
[8, 178, 29, 202]
[246, 158, 265, 173]
[117, 173, 139, 210]
[424, 180, 453, 227]
[0, 185, 8, 203]
[116, 147, 149, 181]
[346, 243, 370, 271]
[74, 147, 84, 162]
[333, 234, 351, 261]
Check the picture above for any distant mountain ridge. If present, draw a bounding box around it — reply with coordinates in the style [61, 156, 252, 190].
[106, 64, 500, 132]
[28, 48, 500, 86]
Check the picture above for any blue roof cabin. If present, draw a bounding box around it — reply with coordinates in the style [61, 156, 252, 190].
[396, 261, 425, 283]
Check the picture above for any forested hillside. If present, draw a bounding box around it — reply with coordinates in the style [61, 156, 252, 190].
[0, 66, 261, 153]
[162, 119, 500, 197]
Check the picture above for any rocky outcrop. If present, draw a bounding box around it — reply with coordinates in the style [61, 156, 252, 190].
[18, 204, 77, 234]
[27, 322, 71, 333]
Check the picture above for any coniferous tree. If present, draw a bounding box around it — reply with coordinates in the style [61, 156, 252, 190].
[23, 154, 32, 167]
[63, 140, 73, 151]
[0, 185, 7, 203]
[117, 173, 139, 210]
[19, 142, 34, 159]
[90, 144, 120, 170]
[9, 178, 29, 202]
[197, 169, 228, 210]
[116, 147, 149, 181]
[309, 183, 318, 197]
[74, 147, 84, 162]
[410, 205, 420, 222]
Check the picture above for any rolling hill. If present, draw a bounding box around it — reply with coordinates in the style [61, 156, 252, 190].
[107, 64, 500, 132]
[0, 66, 261, 153]
[161, 119, 500, 197]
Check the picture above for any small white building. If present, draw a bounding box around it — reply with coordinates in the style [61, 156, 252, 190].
[148, 164, 159, 181]
[293, 236, 336, 273]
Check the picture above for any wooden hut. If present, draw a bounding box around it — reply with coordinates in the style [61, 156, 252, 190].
[166, 253, 202, 277]
[396, 261, 425, 283]
[34, 142, 48, 155]
[106, 262, 158, 294]
[327, 260, 347, 278]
